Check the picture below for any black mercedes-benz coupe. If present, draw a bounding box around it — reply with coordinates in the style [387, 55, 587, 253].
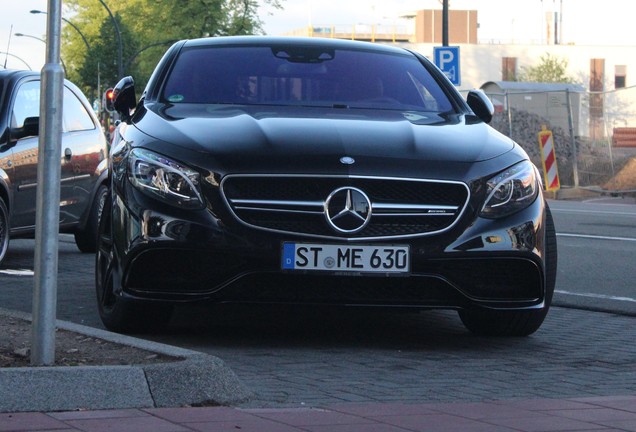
[100, 36, 556, 336]
[0, 70, 109, 265]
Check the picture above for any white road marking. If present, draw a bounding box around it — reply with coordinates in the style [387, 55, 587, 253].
[0, 269, 35, 276]
[557, 233, 636, 242]
[556, 289, 636, 303]
[551, 208, 636, 217]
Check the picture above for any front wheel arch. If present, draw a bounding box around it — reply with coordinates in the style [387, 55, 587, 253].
[95, 189, 173, 333]
[458, 203, 557, 337]
[74, 183, 108, 253]
[0, 196, 10, 266]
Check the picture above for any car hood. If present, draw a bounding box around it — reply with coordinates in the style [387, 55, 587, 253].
[132, 104, 516, 175]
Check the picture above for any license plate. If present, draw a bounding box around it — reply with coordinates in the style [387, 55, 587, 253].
[282, 243, 410, 273]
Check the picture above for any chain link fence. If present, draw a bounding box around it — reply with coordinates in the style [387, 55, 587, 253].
[480, 86, 636, 194]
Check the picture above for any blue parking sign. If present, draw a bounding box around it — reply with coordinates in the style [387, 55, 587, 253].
[434, 46, 461, 86]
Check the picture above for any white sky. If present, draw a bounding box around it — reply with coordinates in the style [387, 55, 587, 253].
[1, 0, 634, 72]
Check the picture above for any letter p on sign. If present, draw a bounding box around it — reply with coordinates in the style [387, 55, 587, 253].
[434, 46, 461, 86]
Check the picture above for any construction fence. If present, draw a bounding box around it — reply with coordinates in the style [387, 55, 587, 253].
[478, 85, 636, 194]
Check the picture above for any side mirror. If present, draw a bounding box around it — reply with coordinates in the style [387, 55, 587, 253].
[466, 90, 494, 124]
[112, 76, 136, 122]
[11, 116, 40, 140]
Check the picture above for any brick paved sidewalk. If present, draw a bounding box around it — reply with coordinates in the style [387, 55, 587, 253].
[2, 396, 635, 431]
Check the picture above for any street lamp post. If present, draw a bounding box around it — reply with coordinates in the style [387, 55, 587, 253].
[30, 10, 91, 51]
[32, 4, 124, 78]
[124, 40, 176, 72]
[15, 32, 46, 44]
[0, 52, 33, 70]
[15, 33, 67, 75]
[30, 9, 94, 99]
[97, 0, 123, 79]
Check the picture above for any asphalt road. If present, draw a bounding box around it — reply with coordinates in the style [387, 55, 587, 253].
[549, 197, 636, 316]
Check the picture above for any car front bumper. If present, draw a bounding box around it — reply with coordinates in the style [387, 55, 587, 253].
[110, 185, 548, 312]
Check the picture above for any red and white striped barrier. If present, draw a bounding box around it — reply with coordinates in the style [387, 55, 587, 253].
[538, 125, 560, 192]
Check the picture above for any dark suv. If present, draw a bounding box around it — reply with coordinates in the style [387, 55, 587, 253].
[0, 70, 109, 264]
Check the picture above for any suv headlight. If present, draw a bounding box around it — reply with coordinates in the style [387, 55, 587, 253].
[480, 160, 538, 218]
[128, 148, 204, 209]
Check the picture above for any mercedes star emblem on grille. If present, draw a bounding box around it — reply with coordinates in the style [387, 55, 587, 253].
[324, 187, 372, 233]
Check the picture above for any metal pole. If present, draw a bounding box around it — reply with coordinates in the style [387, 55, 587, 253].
[98, 61, 101, 114]
[565, 88, 579, 188]
[559, 0, 563, 45]
[124, 40, 176, 73]
[98, 0, 123, 79]
[0, 51, 32, 70]
[15, 33, 68, 76]
[31, 0, 64, 366]
[442, 0, 449, 46]
[31, 11, 91, 51]
[602, 94, 615, 176]
[63, 18, 91, 51]
[31, 10, 93, 99]
[505, 91, 513, 138]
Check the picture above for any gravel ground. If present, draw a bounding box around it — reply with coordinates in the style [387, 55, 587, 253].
[0, 313, 174, 368]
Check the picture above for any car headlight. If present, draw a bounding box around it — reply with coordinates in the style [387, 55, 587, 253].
[480, 160, 538, 218]
[128, 148, 204, 209]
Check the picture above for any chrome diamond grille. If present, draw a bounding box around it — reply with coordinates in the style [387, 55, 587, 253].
[221, 175, 470, 240]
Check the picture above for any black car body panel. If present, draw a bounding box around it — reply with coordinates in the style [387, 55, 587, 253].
[135, 104, 515, 164]
[99, 37, 557, 336]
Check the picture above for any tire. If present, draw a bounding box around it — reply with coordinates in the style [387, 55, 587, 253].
[75, 184, 108, 253]
[95, 190, 173, 333]
[0, 197, 9, 266]
[458, 204, 558, 337]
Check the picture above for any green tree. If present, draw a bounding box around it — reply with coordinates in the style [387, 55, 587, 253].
[62, 0, 283, 96]
[77, 14, 139, 94]
[517, 53, 576, 83]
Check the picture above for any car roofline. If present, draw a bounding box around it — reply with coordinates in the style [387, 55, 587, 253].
[180, 35, 412, 56]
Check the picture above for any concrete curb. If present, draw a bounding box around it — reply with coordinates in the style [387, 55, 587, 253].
[542, 186, 600, 200]
[0, 308, 252, 413]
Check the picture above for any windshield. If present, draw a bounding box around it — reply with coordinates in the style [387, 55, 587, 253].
[161, 45, 453, 113]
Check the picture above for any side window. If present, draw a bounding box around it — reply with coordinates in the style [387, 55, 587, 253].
[11, 82, 95, 132]
[11, 80, 40, 129]
[63, 86, 95, 132]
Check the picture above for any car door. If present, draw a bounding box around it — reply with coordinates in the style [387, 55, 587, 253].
[0, 81, 14, 199]
[58, 84, 103, 225]
[9, 79, 100, 229]
[8, 79, 41, 229]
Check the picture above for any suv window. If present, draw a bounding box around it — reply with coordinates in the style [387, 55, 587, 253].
[162, 46, 453, 113]
[11, 81, 95, 132]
